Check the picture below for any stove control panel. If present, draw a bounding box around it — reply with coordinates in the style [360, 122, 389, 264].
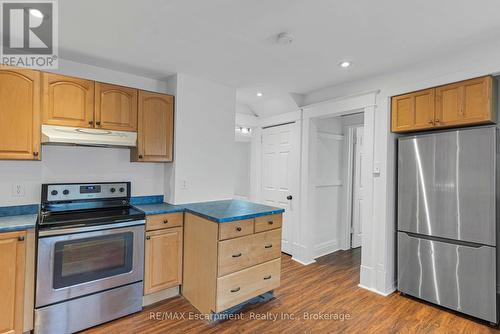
[44, 182, 130, 202]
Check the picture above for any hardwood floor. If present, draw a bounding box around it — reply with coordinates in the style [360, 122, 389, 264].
[84, 249, 499, 333]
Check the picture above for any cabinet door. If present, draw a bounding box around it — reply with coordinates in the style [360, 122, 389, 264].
[0, 231, 26, 334]
[95, 82, 138, 131]
[42, 73, 94, 128]
[391, 89, 435, 133]
[0, 68, 41, 160]
[462, 76, 493, 123]
[144, 227, 182, 295]
[134, 91, 174, 162]
[436, 76, 494, 127]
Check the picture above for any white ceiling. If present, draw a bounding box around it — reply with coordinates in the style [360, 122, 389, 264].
[60, 0, 500, 115]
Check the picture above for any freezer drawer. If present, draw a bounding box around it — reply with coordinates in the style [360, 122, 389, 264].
[398, 127, 496, 246]
[398, 231, 497, 323]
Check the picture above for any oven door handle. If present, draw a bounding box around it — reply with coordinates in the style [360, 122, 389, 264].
[38, 220, 145, 237]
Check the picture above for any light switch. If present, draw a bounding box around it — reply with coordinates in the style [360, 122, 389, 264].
[373, 162, 381, 177]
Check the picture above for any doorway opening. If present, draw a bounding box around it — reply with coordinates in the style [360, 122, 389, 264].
[311, 112, 364, 258]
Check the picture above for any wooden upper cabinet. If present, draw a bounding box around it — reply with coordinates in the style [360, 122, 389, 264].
[0, 68, 41, 160]
[391, 89, 435, 133]
[392, 76, 496, 133]
[0, 231, 26, 334]
[95, 82, 138, 132]
[133, 91, 174, 162]
[42, 73, 94, 128]
[144, 227, 183, 295]
[436, 76, 494, 127]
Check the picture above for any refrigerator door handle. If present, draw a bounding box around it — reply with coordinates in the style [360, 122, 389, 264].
[399, 231, 486, 248]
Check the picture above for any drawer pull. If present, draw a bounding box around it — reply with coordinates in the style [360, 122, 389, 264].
[263, 275, 272, 280]
[18, 236, 25, 242]
[268, 221, 274, 225]
[236, 226, 242, 232]
[230, 287, 241, 293]
[232, 253, 242, 258]
[163, 219, 169, 224]
[264, 244, 273, 249]
[146, 236, 151, 240]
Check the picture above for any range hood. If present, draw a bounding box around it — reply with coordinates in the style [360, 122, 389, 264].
[41, 125, 137, 148]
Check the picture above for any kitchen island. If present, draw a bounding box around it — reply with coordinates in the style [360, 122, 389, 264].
[134, 198, 284, 316]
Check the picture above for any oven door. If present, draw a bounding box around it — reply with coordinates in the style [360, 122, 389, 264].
[36, 221, 145, 307]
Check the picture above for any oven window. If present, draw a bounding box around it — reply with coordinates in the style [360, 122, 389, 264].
[53, 232, 134, 289]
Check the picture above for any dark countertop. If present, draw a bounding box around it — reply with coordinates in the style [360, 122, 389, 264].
[133, 199, 284, 223]
[0, 214, 38, 232]
[0, 204, 39, 232]
[133, 202, 185, 216]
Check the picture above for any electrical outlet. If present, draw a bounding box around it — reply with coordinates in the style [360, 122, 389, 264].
[12, 184, 25, 197]
[180, 179, 188, 190]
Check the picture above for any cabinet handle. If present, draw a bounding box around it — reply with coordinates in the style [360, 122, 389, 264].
[428, 120, 434, 125]
[230, 287, 240, 293]
[88, 120, 94, 127]
[18, 235, 24, 241]
[163, 219, 168, 224]
[236, 226, 242, 232]
[268, 221, 274, 225]
[265, 244, 273, 249]
[138, 155, 143, 159]
[33, 151, 39, 157]
[96, 121, 101, 126]
[435, 118, 440, 124]
[232, 253, 242, 258]
[146, 236, 151, 240]
[263, 275, 272, 280]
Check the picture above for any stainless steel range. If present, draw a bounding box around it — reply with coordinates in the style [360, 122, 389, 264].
[35, 182, 145, 334]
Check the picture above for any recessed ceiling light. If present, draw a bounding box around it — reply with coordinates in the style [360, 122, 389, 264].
[30, 9, 44, 19]
[339, 61, 352, 68]
[276, 32, 294, 45]
[256, 92, 263, 97]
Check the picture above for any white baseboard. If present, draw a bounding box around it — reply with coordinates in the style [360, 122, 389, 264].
[143, 286, 180, 306]
[358, 283, 395, 297]
[291, 256, 316, 265]
[314, 239, 340, 258]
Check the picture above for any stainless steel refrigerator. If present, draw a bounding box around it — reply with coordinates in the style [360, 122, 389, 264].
[397, 126, 498, 323]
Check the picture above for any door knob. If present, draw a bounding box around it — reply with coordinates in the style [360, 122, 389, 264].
[286, 195, 293, 200]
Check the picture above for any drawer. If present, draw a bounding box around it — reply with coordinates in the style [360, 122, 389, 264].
[146, 212, 183, 231]
[255, 214, 282, 233]
[398, 232, 497, 323]
[218, 229, 281, 276]
[216, 258, 280, 312]
[218, 219, 254, 240]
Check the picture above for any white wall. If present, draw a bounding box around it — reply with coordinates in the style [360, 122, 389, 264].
[313, 117, 344, 258]
[0, 59, 170, 207]
[234, 142, 251, 199]
[302, 38, 500, 295]
[166, 73, 236, 204]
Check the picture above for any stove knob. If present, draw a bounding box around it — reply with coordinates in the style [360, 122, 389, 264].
[51, 190, 58, 196]
[63, 189, 69, 195]
[110, 188, 116, 193]
[119, 187, 125, 193]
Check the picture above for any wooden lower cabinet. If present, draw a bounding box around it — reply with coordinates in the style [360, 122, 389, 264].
[183, 213, 282, 314]
[144, 215, 183, 295]
[0, 231, 26, 334]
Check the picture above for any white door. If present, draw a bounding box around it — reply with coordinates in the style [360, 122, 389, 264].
[261, 122, 298, 255]
[351, 126, 364, 248]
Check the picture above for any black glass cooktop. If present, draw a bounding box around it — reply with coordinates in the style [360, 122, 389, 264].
[39, 206, 145, 228]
